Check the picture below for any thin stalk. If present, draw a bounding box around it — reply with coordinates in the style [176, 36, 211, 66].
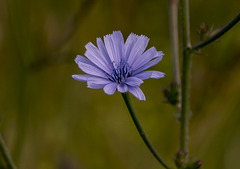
[0, 134, 17, 169]
[169, 0, 181, 110]
[121, 93, 171, 169]
[180, 48, 191, 156]
[192, 12, 240, 50]
[179, 0, 191, 160]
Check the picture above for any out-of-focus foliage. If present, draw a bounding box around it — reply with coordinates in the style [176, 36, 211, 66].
[0, 0, 240, 168]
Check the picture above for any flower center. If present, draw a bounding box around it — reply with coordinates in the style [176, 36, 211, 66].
[105, 60, 133, 84]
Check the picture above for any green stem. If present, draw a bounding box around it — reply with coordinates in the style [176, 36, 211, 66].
[0, 134, 17, 169]
[169, 0, 181, 110]
[180, 48, 191, 156]
[192, 12, 240, 50]
[121, 93, 171, 169]
[179, 0, 191, 160]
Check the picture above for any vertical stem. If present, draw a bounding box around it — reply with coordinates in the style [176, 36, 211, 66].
[169, 0, 181, 110]
[180, 48, 191, 156]
[0, 134, 17, 169]
[180, 0, 191, 48]
[179, 0, 191, 160]
[121, 93, 171, 169]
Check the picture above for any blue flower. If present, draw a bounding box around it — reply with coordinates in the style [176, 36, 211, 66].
[72, 31, 165, 101]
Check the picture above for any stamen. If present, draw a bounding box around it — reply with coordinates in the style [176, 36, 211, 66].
[105, 60, 133, 83]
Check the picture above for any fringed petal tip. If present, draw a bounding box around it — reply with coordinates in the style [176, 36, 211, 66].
[157, 51, 165, 56]
[74, 55, 83, 64]
[133, 71, 165, 80]
[150, 71, 165, 79]
[155, 51, 164, 63]
[72, 74, 88, 82]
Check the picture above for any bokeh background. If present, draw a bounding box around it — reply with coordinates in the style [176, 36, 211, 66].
[0, 0, 240, 168]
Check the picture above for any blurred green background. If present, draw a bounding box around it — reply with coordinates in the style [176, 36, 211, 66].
[0, 0, 240, 168]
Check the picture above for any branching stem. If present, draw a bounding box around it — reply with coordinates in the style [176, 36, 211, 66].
[192, 12, 240, 50]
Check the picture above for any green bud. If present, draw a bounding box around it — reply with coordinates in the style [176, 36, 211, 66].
[163, 81, 179, 106]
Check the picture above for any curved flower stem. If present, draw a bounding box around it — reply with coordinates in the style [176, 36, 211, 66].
[192, 12, 240, 50]
[121, 93, 171, 169]
[179, 0, 191, 161]
[0, 133, 17, 169]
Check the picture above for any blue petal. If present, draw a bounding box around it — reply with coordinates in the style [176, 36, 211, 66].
[97, 37, 113, 68]
[124, 33, 138, 61]
[150, 71, 165, 78]
[87, 83, 106, 89]
[85, 42, 111, 73]
[104, 31, 124, 66]
[134, 71, 165, 80]
[78, 62, 106, 77]
[103, 83, 118, 95]
[72, 74, 95, 82]
[133, 55, 163, 75]
[117, 84, 128, 93]
[125, 77, 143, 87]
[128, 87, 146, 101]
[87, 76, 110, 83]
[75, 55, 103, 74]
[87, 77, 110, 89]
[75, 55, 106, 77]
[132, 47, 164, 70]
[127, 35, 149, 66]
[75, 55, 95, 67]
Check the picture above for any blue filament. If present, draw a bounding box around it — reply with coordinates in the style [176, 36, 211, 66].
[105, 60, 133, 84]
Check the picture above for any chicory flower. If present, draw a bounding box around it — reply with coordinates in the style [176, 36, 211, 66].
[72, 31, 165, 101]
